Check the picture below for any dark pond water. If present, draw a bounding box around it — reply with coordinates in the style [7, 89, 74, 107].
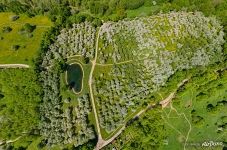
[67, 63, 83, 93]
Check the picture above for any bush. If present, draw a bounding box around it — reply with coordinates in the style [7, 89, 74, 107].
[2, 26, 12, 33]
[27, 33, 33, 38]
[10, 15, 19, 21]
[83, 57, 90, 64]
[11, 44, 20, 51]
[22, 23, 36, 33]
[119, 0, 145, 10]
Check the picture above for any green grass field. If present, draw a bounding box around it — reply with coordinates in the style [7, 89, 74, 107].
[0, 12, 52, 65]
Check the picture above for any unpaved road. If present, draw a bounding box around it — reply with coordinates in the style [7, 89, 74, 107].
[88, 27, 105, 149]
[0, 64, 29, 68]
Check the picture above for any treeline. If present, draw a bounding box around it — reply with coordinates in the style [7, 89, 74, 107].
[104, 106, 166, 149]
[0, 0, 226, 29]
[0, 0, 148, 25]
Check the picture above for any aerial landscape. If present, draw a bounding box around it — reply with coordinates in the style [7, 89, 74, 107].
[0, 0, 226, 150]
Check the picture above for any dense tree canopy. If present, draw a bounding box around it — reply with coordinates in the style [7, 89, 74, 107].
[0, 69, 41, 140]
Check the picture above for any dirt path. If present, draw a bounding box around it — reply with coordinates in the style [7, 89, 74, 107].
[0, 136, 22, 146]
[88, 27, 105, 149]
[0, 64, 29, 68]
[160, 79, 189, 108]
[96, 60, 133, 66]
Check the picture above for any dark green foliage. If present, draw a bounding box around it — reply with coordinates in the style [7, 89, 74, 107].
[0, 69, 41, 140]
[7, 1, 29, 14]
[75, 138, 97, 150]
[2, 26, 12, 33]
[21, 23, 36, 33]
[11, 44, 20, 51]
[89, 1, 108, 15]
[10, 15, 19, 21]
[83, 57, 90, 64]
[0, 93, 4, 99]
[119, 0, 145, 10]
[69, 13, 87, 24]
[105, 106, 165, 149]
[0, 3, 6, 12]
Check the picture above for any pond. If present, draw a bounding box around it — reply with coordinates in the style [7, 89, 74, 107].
[66, 63, 83, 94]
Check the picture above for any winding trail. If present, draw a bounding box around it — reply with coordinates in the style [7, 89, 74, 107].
[0, 136, 23, 146]
[0, 64, 29, 68]
[160, 79, 189, 108]
[88, 27, 105, 149]
[96, 60, 133, 66]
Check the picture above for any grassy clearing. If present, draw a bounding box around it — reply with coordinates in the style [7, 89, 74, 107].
[126, 6, 161, 18]
[0, 12, 52, 65]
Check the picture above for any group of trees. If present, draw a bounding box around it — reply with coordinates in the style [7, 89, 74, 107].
[38, 21, 97, 148]
[55, 22, 96, 59]
[104, 106, 165, 149]
[0, 0, 226, 32]
[62, 94, 95, 147]
[39, 62, 95, 147]
[93, 12, 224, 133]
[94, 63, 153, 132]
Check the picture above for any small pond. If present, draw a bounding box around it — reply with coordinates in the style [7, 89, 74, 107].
[66, 63, 83, 93]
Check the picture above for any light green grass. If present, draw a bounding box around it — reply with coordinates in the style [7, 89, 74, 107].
[0, 12, 52, 65]
[126, 6, 160, 18]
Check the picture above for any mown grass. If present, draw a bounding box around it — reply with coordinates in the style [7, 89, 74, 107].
[0, 12, 52, 65]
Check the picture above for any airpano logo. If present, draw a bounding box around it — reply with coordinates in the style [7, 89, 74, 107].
[184, 141, 224, 148]
[201, 141, 223, 147]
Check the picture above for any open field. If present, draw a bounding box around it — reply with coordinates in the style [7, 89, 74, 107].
[0, 12, 52, 65]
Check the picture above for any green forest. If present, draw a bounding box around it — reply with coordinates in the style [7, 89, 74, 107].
[0, 69, 41, 149]
[0, 0, 226, 150]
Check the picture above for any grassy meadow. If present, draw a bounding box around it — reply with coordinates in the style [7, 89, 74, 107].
[0, 12, 52, 65]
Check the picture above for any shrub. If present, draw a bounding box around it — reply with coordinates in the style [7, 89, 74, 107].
[10, 15, 19, 21]
[11, 44, 20, 51]
[22, 23, 36, 33]
[0, 93, 4, 99]
[2, 26, 12, 33]
[27, 33, 33, 38]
